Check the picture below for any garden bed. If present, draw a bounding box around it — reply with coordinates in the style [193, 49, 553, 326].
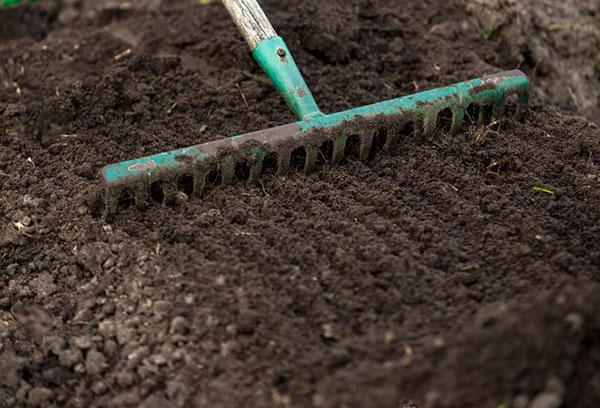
[1, 1, 599, 407]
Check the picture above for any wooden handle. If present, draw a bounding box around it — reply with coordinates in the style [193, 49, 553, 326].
[221, 0, 278, 50]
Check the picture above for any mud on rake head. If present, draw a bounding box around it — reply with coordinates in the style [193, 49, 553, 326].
[101, 70, 529, 215]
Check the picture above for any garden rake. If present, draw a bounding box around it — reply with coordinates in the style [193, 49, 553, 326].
[101, 0, 530, 215]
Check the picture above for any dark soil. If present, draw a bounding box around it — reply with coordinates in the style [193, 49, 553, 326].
[469, 0, 600, 123]
[1, 1, 599, 407]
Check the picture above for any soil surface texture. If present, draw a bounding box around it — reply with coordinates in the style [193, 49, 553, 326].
[1, 1, 599, 407]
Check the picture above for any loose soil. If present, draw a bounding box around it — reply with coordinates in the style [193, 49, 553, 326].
[469, 0, 600, 123]
[1, 1, 599, 407]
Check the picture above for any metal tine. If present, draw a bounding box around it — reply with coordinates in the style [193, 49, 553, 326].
[379, 128, 393, 155]
[513, 90, 529, 118]
[276, 150, 290, 176]
[162, 182, 179, 206]
[492, 96, 508, 119]
[412, 115, 424, 139]
[422, 110, 438, 137]
[384, 128, 398, 152]
[332, 133, 347, 164]
[305, 146, 319, 172]
[106, 191, 119, 215]
[490, 101, 505, 122]
[359, 132, 373, 161]
[476, 103, 484, 125]
[248, 153, 263, 185]
[477, 103, 493, 126]
[134, 185, 150, 210]
[192, 170, 206, 198]
[220, 156, 235, 186]
[450, 108, 464, 135]
[369, 128, 388, 158]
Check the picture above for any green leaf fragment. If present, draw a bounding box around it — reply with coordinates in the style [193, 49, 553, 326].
[0, 0, 34, 6]
[533, 186, 555, 195]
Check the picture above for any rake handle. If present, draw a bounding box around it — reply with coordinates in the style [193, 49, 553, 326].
[221, 0, 278, 50]
[220, 0, 323, 120]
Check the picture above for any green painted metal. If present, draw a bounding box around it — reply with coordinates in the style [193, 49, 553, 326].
[296, 72, 529, 133]
[102, 70, 530, 214]
[253, 36, 323, 120]
[0, 0, 37, 7]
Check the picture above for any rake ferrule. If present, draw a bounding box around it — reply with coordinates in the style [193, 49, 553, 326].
[253, 36, 323, 120]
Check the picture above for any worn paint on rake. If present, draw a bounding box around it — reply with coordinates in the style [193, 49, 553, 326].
[101, 70, 529, 215]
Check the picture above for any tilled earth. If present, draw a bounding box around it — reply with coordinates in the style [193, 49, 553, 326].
[1, 1, 599, 407]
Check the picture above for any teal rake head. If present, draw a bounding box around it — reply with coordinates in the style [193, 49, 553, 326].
[101, 0, 530, 215]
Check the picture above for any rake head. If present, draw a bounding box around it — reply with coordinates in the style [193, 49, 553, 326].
[101, 70, 529, 215]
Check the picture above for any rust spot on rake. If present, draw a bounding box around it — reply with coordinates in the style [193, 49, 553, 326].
[175, 155, 194, 163]
[469, 82, 497, 96]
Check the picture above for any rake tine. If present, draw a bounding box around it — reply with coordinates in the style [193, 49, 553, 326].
[305, 146, 319, 173]
[247, 150, 264, 185]
[191, 170, 206, 198]
[450, 108, 465, 135]
[422, 111, 438, 137]
[276, 150, 290, 176]
[220, 156, 235, 186]
[134, 186, 150, 210]
[331, 133, 347, 165]
[359, 133, 373, 161]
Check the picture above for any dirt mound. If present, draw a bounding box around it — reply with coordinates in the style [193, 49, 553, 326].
[0, 3, 57, 41]
[469, 0, 600, 123]
[307, 282, 600, 408]
[426, 282, 600, 407]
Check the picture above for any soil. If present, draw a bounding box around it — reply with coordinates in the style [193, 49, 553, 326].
[1, 1, 599, 407]
[469, 0, 600, 123]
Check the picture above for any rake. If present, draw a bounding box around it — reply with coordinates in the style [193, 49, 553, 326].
[101, 0, 530, 215]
